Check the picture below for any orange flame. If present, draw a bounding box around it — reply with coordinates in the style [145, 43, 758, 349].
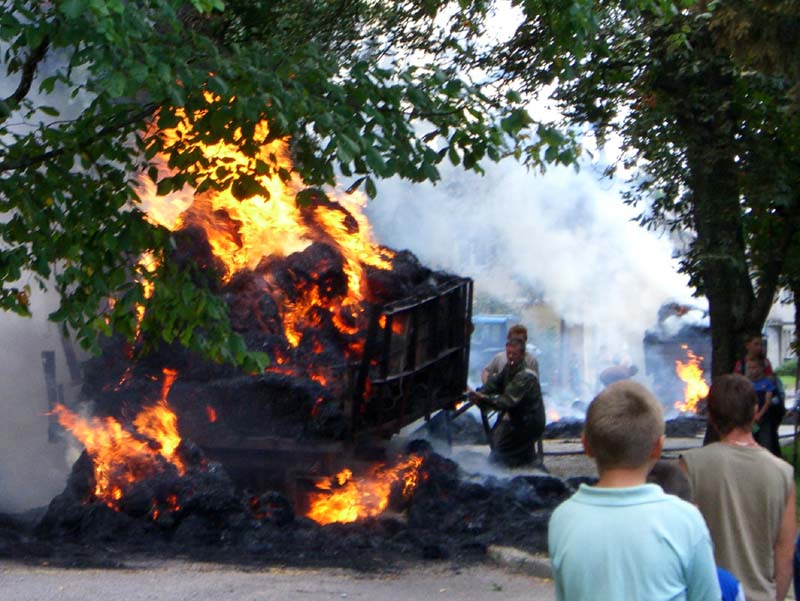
[673, 345, 710, 413]
[136, 97, 393, 349]
[378, 315, 405, 335]
[52, 370, 184, 509]
[135, 251, 160, 330]
[206, 404, 217, 423]
[306, 456, 424, 525]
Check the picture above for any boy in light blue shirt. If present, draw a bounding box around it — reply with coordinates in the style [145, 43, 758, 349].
[548, 381, 721, 601]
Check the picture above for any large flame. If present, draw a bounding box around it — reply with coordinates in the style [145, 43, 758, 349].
[306, 455, 424, 525]
[673, 345, 710, 413]
[137, 97, 393, 349]
[53, 368, 184, 509]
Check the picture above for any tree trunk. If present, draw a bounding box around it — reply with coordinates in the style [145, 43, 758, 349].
[675, 43, 780, 377]
[685, 144, 761, 377]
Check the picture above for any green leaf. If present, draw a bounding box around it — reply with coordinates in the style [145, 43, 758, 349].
[103, 72, 127, 98]
[231, 174, 269, 201]
[60, 0, 84, 19]
[448, 145, 461, 166]
[365, 146, 387, 176]
[39, 76, 59, 94]
[296, 188, 327, 207]
[365, 176, 377, 199]
[338, 134, 360, 164]
[156, 178, 174, 196]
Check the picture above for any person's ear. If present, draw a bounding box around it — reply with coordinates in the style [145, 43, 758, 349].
[581, 431, 594, 457]
[649, 434, 665, 460]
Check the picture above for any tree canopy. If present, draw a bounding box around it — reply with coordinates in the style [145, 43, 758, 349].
[485, 0, 800, 374]
[4, 0, 799, 378]
[1, 0, 574, 370]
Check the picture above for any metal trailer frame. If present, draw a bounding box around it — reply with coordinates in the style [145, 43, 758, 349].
[348, 276, 473, 441]
[197, 277, 474, 507]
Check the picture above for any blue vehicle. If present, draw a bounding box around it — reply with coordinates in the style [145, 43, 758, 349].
[468, 314, 521, 385]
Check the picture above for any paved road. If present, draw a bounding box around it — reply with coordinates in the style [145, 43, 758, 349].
[0, 559, 556, 601]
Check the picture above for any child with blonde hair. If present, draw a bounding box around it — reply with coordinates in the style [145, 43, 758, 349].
[548, 381, 720, 600]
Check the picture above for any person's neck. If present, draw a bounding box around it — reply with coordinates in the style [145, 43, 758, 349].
[594, 465, 650, 488]
[720, 427, 759, 448]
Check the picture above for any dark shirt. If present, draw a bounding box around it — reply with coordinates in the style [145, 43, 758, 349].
[482, 361, 545, 431]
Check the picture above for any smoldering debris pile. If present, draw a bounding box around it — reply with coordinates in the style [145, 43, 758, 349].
[81, 228, 460, 444]
[417, 411, 706, 444]
[539, 415, 706, 439]
[3, 442, 577, 567]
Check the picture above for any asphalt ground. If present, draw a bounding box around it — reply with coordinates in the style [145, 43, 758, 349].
[0, 558, 557, 601]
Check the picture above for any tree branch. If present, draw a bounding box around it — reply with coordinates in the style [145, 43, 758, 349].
[751, 210, 800, 324]
[2, 36, 51, 109]
[0, 103, 158, 174]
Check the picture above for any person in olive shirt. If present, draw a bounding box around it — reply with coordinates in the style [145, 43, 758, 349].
[469, 337, 545, 467]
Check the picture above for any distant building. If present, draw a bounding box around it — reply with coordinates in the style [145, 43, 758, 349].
[765, 302, 796, 369]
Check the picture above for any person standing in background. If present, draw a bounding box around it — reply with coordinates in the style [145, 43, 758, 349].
[681, 374, 795, 601]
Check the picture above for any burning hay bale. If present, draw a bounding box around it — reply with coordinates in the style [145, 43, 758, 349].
[541, 414, 707, 440]
[543, 417, 584, 439]
[30, 440, 572, 565]
[80, 215, 465, 448]
[36, 446, 240, 547]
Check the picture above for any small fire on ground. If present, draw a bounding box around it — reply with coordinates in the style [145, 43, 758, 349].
[52, 368, 184, 510]
[306, 455, 424, 525]
[673, 345, 710, 414]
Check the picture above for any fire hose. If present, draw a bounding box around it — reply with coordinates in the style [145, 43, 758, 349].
[450, 392, 503, 451]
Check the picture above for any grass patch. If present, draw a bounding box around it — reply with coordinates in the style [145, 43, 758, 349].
[780, 442, 800, 520]
[776, 359, 797, 377]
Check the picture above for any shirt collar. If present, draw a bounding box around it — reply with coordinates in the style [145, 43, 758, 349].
[573, 483, 667, 506]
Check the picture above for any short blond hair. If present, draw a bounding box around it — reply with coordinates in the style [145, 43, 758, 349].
[585, 381, 664, 470]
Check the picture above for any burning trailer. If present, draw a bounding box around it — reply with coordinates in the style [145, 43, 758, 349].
[32, 238, 569, 562]
[68, 244, 474, 517]
[22, 108, 581, 564]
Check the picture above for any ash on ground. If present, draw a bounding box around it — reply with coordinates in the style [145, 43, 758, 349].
[0, 439, 578, 570]
[415, 410, 706, 443]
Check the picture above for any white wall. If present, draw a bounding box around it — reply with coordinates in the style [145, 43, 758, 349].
[0, 287, 82, 512]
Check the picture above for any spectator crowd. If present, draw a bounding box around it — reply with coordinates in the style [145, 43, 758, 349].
[548, 333, 796, 601]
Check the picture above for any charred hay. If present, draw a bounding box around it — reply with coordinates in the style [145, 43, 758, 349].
[8, 443, 576, 568]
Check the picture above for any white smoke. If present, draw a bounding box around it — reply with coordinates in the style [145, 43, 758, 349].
[364, 155, 695, 408]
[0, 47, 92, 512]
[0, 286, 83, 512]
